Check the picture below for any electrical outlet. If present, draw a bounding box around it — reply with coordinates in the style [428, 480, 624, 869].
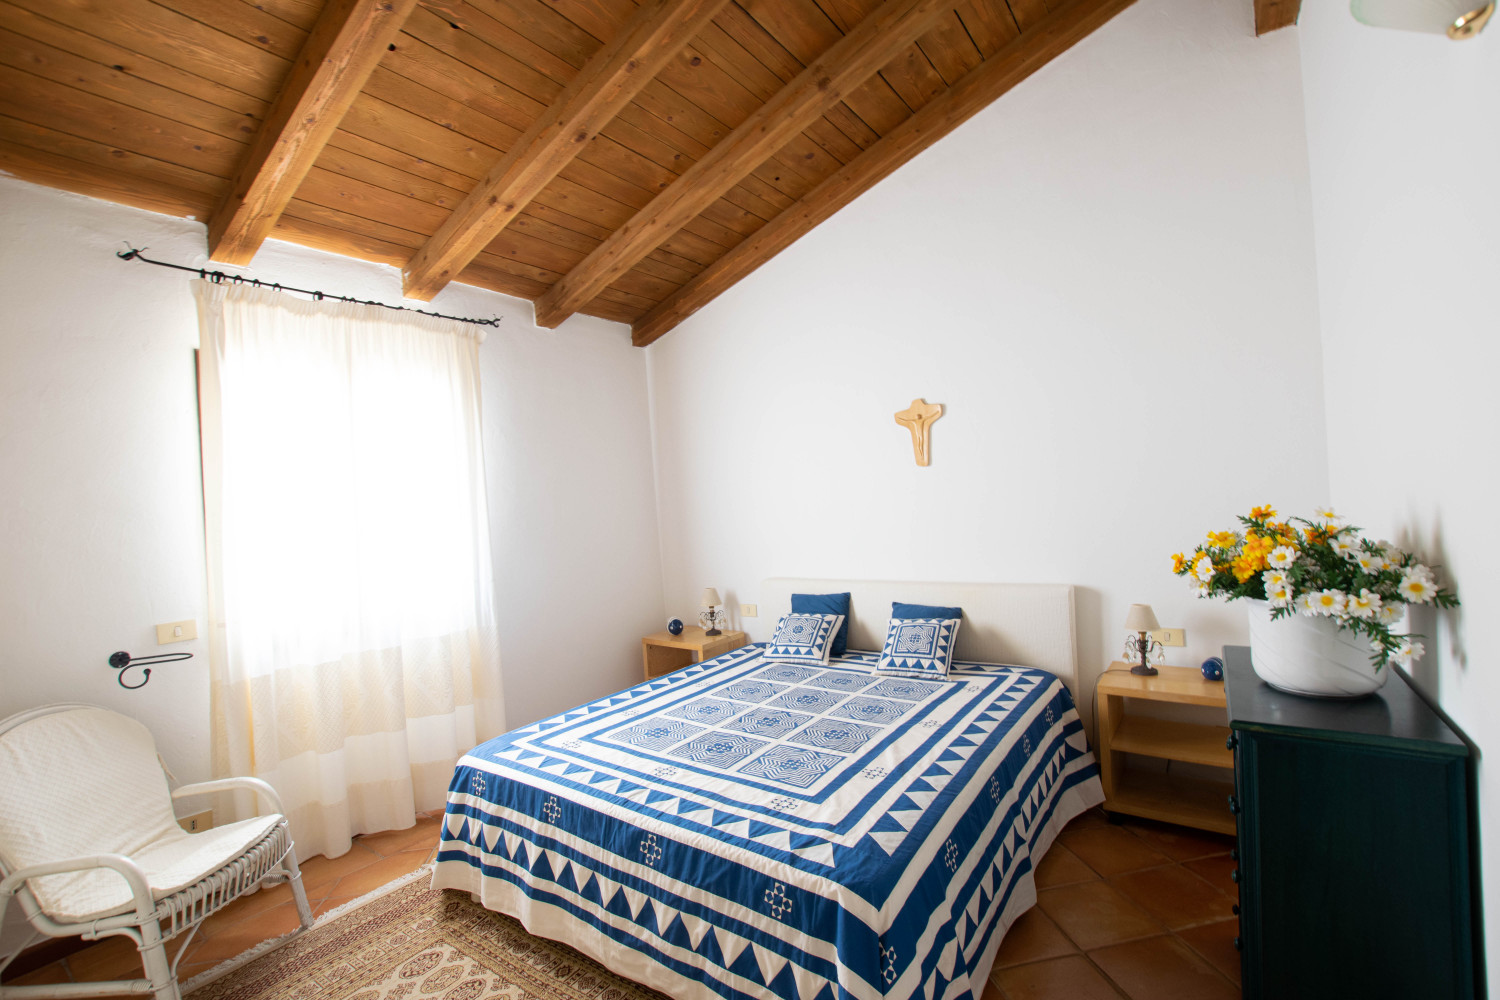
[740, 604, 758, 617]
[178, 810, 212, 833]
[1151, 628, 1186, 647]
[156, 620, 197, 644]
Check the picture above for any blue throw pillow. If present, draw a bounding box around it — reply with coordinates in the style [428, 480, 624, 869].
[892, 601, 963, 621]
[877, 617, 961, 681]
[763, 613, 844, 666]
[791, 592, 851, 656]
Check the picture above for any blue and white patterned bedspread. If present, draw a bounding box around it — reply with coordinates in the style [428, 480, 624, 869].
[432, 645, 1102, 1000]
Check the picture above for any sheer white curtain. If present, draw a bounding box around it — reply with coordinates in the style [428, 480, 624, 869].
[195, 281, 504, 861]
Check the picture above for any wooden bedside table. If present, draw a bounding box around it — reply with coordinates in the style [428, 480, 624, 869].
[1095, 662, 1234, 834]
[641, 627, 747, 681]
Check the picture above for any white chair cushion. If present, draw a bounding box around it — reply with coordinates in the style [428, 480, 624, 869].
[0, 707, 279, 923]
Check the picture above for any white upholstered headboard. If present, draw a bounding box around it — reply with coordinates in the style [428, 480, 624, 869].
[758, 578, 1079, 696]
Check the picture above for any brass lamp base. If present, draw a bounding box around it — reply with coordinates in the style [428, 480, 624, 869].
[1450, 2, 1494, 39]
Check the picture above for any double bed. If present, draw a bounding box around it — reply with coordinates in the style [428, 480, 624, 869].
[432, 579, 1103, 1000]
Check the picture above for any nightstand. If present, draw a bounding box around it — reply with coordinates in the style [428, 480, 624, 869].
[641, 627, 747, 681]
[1094, 662, 1234, 834]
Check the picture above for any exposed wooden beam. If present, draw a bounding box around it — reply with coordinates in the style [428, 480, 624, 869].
[400, 0, 730, 303]
[207, 0, 418, 265]
[531, 0, 955, 329]
[1254, 0, 1301, 35]
[630, 0, 1138, 347]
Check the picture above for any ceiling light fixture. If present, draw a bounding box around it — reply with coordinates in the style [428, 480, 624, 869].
[1351, 0, 1495, 39]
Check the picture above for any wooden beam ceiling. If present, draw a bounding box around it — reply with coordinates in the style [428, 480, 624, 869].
[1253, 0, 1301, 35]
[530, 0, 956, 330]
[632, 0, 1138, 346]
[207, 0, 419, 265]
[401, 0, 729, 302]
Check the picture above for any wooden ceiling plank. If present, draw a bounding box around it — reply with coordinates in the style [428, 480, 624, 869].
[3, 0, 287, 100]
[0, 131, 217, 218]
[533, 0, 953, 328]
[0, 23, 264, 145]
[206, 0, 419, 264]
[1254, 0, 1301, 35]
[0, 1, 270, 119]
[953, 0, 1021, 58]
[631, 0, 1137, 345]
[918, 11, 985, 85]
[400, 0, 730, 301]
[538, 0, 637, 43]
[1005, 0, 1051, 30]
[0, 112, 223, 201]
[0, 61, 243, 176]
[162, 0, 308, 62]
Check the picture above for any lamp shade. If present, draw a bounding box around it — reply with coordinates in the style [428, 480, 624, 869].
[1124, 604, 1160, 632]
[1351, 0, 1494, 38]
[701, 587, 722, 607]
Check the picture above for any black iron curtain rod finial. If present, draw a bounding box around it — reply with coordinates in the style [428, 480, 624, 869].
[115, 245, 503, 328]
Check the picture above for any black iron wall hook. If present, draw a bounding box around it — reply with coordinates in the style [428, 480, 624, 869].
[108, 650, 193, 690]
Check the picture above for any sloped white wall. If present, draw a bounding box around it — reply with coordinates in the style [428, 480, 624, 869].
[1298, 2, 1499, 980]
[644, 0, 1328, 707]
[0, 177, 663, 784]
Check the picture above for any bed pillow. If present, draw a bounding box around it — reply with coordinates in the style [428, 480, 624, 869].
[892, 601, 963, 621]
[877, 617, 961, 681]
[763, 613, 845, 666]
[791, 592, 851, 657]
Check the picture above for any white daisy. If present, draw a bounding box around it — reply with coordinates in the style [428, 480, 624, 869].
[1299, 593, 1321, 616]
[1391, 639, 1425, 666]
[1193, 555, 1216, 582]
[1262, 569, 1289, 590]
[1331, 535, 1358, 557]
[1267, 546, 1299, 569]
[1398, 575, 1438, 604]
[1347, 589, 1382, 619]
[1267, 582, 1294, 607]
[1195, 583, 1212, 599]
[1311, 589, 1346, 616]
[1314, 506, 1339, 524]
[1378, 604, 1404, 625]
[1353, 552, 1389, 574]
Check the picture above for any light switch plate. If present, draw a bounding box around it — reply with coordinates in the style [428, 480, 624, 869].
[1151, 628, 1186, 647]
[156, 620, 198, 644]
[740, 604, 758, 617]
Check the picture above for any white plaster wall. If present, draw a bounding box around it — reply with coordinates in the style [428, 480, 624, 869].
[1297, 3, 1499, 981]
[645, 0, 1328, 709]
[0, 177, 663, 784]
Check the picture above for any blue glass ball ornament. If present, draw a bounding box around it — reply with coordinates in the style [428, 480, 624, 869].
[666, 617, 684, 636]
[1200, 656, 1225, 682]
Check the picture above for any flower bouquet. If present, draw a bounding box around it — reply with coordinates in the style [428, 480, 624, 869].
[1172, 505, 1459, 669]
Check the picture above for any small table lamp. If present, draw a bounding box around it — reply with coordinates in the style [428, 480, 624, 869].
[1123, 603, 1163, 676]
[701, 587, 724, 636]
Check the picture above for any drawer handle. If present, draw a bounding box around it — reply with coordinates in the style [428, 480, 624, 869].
[1230, 848, 1238, 861]
[1226, 733, 1237, 751]
[1227, 795, 1240, 815]
[1234, 936, 1242, 952]
[1231, 868, 1239, 883]
[1232, 903, 1240, 916]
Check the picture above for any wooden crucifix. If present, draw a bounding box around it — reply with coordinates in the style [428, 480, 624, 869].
[894, 398, 943, 466]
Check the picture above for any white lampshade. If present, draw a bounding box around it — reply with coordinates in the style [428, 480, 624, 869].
[1351, 0, 1494, 38]
[701, 587, 722, 607]
[1124, 604, 1160, 632]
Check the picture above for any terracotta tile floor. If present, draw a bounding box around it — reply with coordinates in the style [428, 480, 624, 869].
[3, 813, 445, 993]
[7, 808, 1239, 1000]
[982, 807, 1241, 1000]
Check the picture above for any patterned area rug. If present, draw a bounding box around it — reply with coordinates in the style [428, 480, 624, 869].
[186, 869, 666, 1000]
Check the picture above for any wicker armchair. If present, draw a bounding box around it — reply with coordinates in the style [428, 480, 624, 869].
[0, 705, 313, 1000]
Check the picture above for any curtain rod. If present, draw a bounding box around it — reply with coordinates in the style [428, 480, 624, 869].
[116, 246, 503, 328]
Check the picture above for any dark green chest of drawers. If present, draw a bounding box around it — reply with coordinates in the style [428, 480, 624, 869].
[1223, 645, 1478, 999]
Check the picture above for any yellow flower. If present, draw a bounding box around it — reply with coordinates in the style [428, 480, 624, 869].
[1207, 531, 1238, 548]
[1249, 505, 1277, 521]
[1171, 552, 1188, 574]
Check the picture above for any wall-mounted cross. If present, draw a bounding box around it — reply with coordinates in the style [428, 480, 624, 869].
[894, 398, 943, 466]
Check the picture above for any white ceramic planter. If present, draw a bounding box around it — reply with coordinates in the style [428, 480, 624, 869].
[1245, 598, 1388, 698]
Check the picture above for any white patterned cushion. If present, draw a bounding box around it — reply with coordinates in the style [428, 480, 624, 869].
[0, 707, 281, 923]
[762, 613, 844, 666]
[876, 617, 961, 681]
